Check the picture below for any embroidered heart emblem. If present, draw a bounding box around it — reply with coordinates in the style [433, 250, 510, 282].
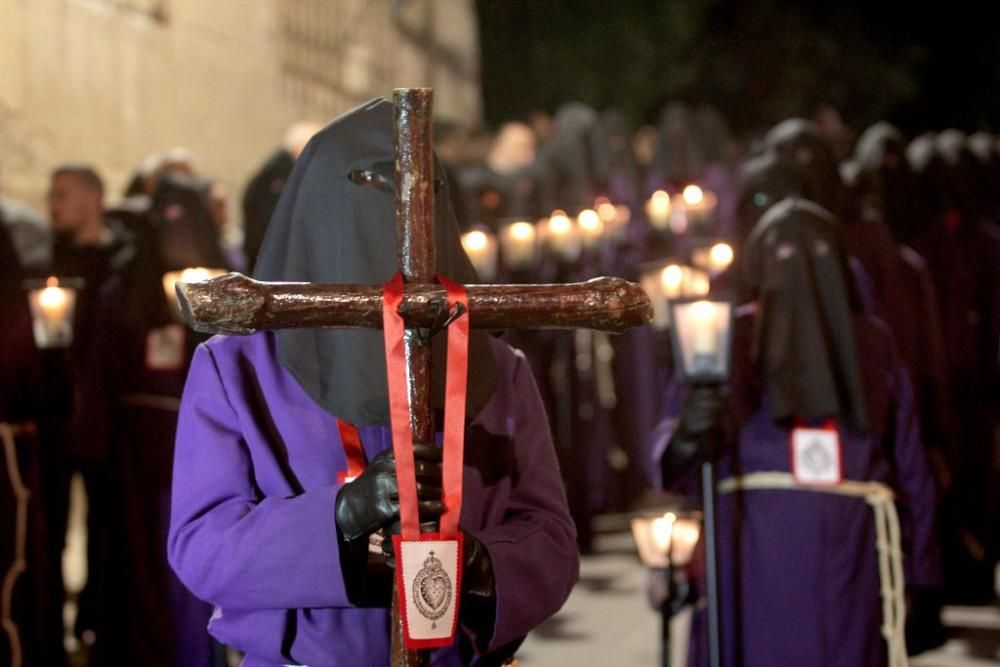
[420, 573, 449, 611]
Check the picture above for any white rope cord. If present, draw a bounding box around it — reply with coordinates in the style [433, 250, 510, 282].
[717, 471, 908, 667]
[0, 422, 31, 667]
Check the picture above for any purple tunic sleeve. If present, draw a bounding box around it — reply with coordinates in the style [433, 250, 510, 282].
[887, 342, 942, 588]
[469, 348, 580, 651]
[167, 344, 350, 610]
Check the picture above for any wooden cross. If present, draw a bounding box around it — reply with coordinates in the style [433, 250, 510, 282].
[176, 88, 651, 666]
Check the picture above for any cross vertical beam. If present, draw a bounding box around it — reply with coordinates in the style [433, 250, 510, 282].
[392, 87, 435, 667]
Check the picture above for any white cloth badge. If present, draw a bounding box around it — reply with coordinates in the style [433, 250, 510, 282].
[790, 423, 842, 485]
[145, 324, 186, 371]
[393, 535, 463, 649]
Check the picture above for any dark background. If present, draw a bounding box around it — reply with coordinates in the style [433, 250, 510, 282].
[476, 0, 1000, 136]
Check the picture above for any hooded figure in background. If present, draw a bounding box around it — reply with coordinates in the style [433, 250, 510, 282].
[848, 124, 953, 491]
[0, 223, 69, 667]
[645, 102, 705, 195]
[167, 98, 578, 666]
[242, 122, 322, 273]
[966, 132, 1000, 221]
[733, 120, 908, 347]
[456, 121, 544, 234]
[649, 199, 939, 666]
[907, 133, 1000, 605]
[84, 172, 230, 667]
[538, 102, 605, 214]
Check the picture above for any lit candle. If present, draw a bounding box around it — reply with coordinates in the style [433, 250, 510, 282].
[708, 242, 734, 274]
[681, 184, 717, 232]
[689, 300, 719, 354]
[460, 230, 499, 281]
[669, 517, 701, 566]
[661, 264, 685, 300]
[596, 200, 617, 223]
[641, 263, 687, 330]
[645, 190, 672, 230]
[686, 270, 711, 298]
[577, 208, 604, 247]
[651, 512, 676, 556]
[27, 276, 78, 349]
[682, 185, 704, 207]
[595, 199, 623, 241]
[543, 210, 581, 262]
[499, 220, 538, 270]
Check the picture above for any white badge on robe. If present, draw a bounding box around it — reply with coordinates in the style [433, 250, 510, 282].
[146, 324, 186, 371]
[791, 422, 842, 485]
[393, 535, 463, 648]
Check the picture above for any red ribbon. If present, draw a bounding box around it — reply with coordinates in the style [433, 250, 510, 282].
[381, 272, 469, 540]
[335, 419, 367, 484]
[437, 275, 469, 538]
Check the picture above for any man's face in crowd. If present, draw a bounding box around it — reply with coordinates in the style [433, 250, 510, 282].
[48, 173, 101, 235]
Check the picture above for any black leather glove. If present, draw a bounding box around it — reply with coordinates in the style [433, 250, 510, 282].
[461, 531, 495, 599]
[335, 443, 444, 542]
[460, 531, 497, 650]
[662, 385, 727, 487]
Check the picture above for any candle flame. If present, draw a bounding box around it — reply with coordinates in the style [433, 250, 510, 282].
[597, 202, 617, 222]
[688, 274, 711, 297]
[661, 264, 684, 292]
[462, 230, 489, 252]
[651, 512, 676, 553]
[548, 211, 573, 235]
[508, 221, 536, 241]
[682, 185, 704, 206]
[690, 300, 717, 323]
[646, 190, 672, 229]
[45, 276, 59, 288]
[39, 285, 68, 309]
[577, 209, 602, 233]
[180, 267, 217, 283]
[709, 242, 734, 270]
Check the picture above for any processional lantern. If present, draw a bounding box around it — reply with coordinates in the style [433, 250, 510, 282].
[668, 298, 734, 384]
[25, 276, 82, 349]
[639, 263, 711, 331]
[174, 88, 652, 666]
[631, 509, 702, 667]
[630, 510, 702, 570]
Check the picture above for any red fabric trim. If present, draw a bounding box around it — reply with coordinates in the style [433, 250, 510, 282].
[335, 418, 367, 483]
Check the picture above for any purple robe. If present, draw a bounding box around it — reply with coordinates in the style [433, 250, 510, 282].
[650, 313, 940, 666]
[85, 277, 218, 667]
[168, 332, 579, 665]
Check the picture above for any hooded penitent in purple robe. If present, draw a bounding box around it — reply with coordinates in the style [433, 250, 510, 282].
[168, 97, 578, 665]
[168, 332, 578, 665]
[651, 199, 940, 666]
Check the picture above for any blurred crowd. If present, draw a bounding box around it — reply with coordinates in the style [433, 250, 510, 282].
[1, 100, 998, 665]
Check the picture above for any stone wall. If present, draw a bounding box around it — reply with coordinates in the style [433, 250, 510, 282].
[0, 0, 481, 210]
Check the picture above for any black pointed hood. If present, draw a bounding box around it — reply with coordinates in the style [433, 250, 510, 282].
[740, 198, 869, 433]
[253, 98, 496, 426]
